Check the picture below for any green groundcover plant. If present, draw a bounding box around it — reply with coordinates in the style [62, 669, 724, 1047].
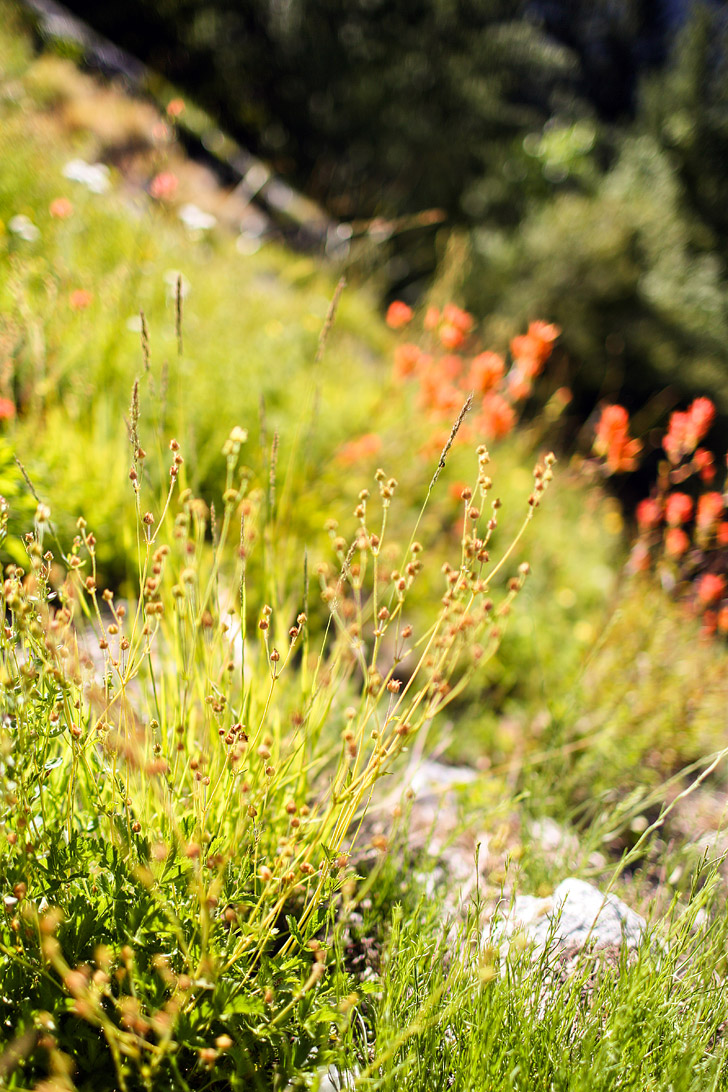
[0, 358, 553, 1088]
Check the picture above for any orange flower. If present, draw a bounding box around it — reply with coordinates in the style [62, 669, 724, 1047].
[663, 398, 716, 463]
[477, 394, 515, 440]
[694, 448, 716, 484]
[718, 606, 728, 634]
[665, 492, 693, 526]
[336, 433, 381, 465]
[70, 289, 93, 311]
[386, 301, 414, 329]
[166, 98, 186, 118]
[442, 303, 474, 334]
[696, 492, 724, 530]
[510, 321, 560, 379]
[0, 397, 15, 421]
[636, 498, 662, 530]
[664, 527, 689, 558]
[149, 171, 178, 200]
[439, 323, 465, 350]
[593, 404, 642, 473]
[468, 352, 505, 395]
[697, 572, 726, 604]
[393, 343, 422, 380]
[49, 197, 73, 219]
[717, 522, 728, 546]
[689, 397, 715, 443]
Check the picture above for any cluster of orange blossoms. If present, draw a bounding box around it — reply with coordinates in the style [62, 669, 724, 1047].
[594, 397, 728, 637]
[384, 300, 560, 457]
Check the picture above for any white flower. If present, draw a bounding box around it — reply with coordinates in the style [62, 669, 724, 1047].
[8, 215, 40, 241]
[178, 203, 217, 231]
[62, 158, 111, 194]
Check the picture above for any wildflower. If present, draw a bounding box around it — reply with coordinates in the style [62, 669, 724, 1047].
[49, 197, 73, 219]
[663, 398, 716, 463]
[385, 300, 414, 329]
[442, 303, 474, 335]
[468, 352, 505, 395]
[718, 606, 728, 633]
[689, 397, 715, 443]
[696, 492, 724, 531]
[336, 433, 382, 465]
[0, 398, 15, 421]
[510, 321, 560, 379]
[150, 171, 178, 200]
[665, 493, 693, 526]
[665, 527, 689, 558]
[393, 343, 422, 381]
[62, 158, 110, 194]
[439, 323, 466, 350]
[718, 522, 728, 547]
[477, 394, 515, 440]
[694, 448, 716, 484]
[636, 498, 662, 530]
[166, 98, 185, 118]
[8, 215, 39, 242]
[70, 289, 93, 311]
[697, 572, 726, 604]
[593, 404, 642, 473]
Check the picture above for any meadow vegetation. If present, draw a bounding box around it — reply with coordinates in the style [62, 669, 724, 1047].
[1, 9, 728, 1091]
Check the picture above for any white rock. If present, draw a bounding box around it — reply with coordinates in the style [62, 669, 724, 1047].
[62, 158, 111, 193]
[504, 877, 646, 952]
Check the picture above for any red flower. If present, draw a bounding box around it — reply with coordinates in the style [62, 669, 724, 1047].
[510, 321, 560, 379]
[393, 343, 422, 380]
[663, 398, 716, 463]
[477, 394, 515, 440]
[697, 572, 726, 604]
[70, 289, 93, 311]
[717, 522, 728, 547]
[336, 433, 382, 465]
[442, 304, 474, 334]
[696, 492, 724, 530]
[593, 404, 642, 473]
[689, 397, 715, 443]
[468, 352, 504, 395]
[664, 527, 689, 558]
[150, 171, 178, 200]
[0, 397, 15, 421]
[694, 448, 716, 484]
[386, 301, 414, 329]
[636, 498, 662, 530]
[439, 323, 465, 350]
[665, 492, 693, 526]
[49, 197, 73, 219]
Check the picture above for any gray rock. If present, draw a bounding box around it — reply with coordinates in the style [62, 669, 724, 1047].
[504, 877, 646, 953]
